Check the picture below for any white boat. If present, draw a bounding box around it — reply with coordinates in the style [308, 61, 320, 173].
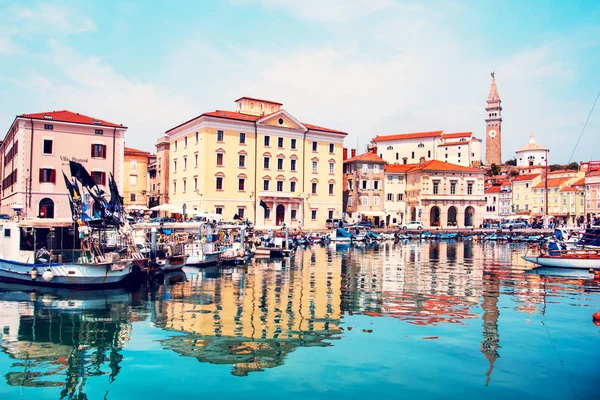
[522, 242, 600, 269]
[327, 228, 354, 243]
[0, 219, 137, 287]
[184, 241, 222, 267]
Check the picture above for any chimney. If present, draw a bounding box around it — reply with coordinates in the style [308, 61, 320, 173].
[371, 145, 378, 155]
[419, 156, 426, 166]
[351, 149, 356, 158]
[343, 148, 348, 160]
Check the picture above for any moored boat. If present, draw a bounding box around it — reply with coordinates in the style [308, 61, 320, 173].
[522, 242, 600, 269]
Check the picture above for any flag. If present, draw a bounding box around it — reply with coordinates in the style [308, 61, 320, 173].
[259, 200, 269, 210]
[233, 213, 240, 220]
[69, 161, 96, 188]
[108, 173, 123, 213]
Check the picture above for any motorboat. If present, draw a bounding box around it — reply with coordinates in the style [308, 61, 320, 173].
[522, 242, 600, 269]
[327, 228, 355, 243]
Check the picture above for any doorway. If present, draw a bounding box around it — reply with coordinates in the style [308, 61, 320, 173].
[276, 204, 285, 226]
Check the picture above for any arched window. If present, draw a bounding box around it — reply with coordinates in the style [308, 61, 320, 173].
[39, 198, 54, 219]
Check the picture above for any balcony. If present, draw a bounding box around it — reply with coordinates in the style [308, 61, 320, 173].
[259, 191, 303, 200]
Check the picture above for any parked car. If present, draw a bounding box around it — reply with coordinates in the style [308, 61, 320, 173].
[0, 214, 10, 220]
[357, 220, 373, 228]
[149, 217, 176, 223]
[501, 221, 528, 229]
[325, 218, 349, 229]
[401, 221, 423, 230]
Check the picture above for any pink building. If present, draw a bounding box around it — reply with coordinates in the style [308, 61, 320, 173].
[1, 110, 127, 219]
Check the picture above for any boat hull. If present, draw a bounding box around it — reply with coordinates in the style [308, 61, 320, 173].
[522, 255, 600, 269]
[185, 251, 221, 267]
[0, 258, 133, 288]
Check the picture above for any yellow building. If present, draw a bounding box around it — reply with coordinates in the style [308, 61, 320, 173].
[123, 146, 152, 209]
[511, 173, 541, 214]
[164, 97, 348, 228]
[530, 170, 585, 224]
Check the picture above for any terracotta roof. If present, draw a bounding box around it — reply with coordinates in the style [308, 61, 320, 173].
[571, 178, 585, 186]
[485, 186, 502, 194]
[442, 132, 472, 139]
[512, 173, 540, 181]
[560, 187, 578, 192]
[19, 110, 124, 128]
[438, 141, 471, 147]
[125, 146, 151, 156]
[373, 131, 443, 142]
[234, 96, 282, 106]
[412, 159, 483, 173]
[385, 163, 417, 173]
[533, 177, 571, 188]
[166, 109, 346, 135]
[549, 169, 578, 175]
[586, 170, 600, 177]
[344, 151, 385, 164]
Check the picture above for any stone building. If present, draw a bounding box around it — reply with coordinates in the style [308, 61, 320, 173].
[516, 135, 549, 167]
[485, 74, 502, 166]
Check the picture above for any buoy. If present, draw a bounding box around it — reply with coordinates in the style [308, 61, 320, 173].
[42, 269, 54, 283]
[30, 269, 38, 280]
[593, 312, 600, 321]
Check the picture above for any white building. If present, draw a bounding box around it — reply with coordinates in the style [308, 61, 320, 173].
[373, 131, 483, 168]
[484, 185, 501, 219]
[499, 181, 513, 216]
[516, 135, 549, 167]
[383, 164, 411, 226]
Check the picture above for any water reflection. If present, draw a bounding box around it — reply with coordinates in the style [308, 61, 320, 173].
[0, 285, 138, 398]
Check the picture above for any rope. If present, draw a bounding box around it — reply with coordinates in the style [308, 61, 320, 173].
[568, 91, 600, 162]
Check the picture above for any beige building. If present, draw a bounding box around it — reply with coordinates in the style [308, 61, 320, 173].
[511, 173, 541, 215]
[123, 147, 152, 209]
[383, 164, 412, 226]
[584, 170, 600, 223]
[1, 110, 126, 219]
[343, 148, 386, 226]
[163, 97, 347, 228]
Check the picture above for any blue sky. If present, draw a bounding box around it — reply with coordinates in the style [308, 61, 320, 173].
[1, 0, 599, 163]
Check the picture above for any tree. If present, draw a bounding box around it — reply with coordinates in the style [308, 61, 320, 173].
[549, 164, 562, 171]
[566, 161, 579, 171]
[505, 158, 517, 166]
[488, 163, 501, 176]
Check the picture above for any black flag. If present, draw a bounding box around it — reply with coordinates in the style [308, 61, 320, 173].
[259, 200, 269, 211]
[233, 213, 240, 220]
[69, 161, 96, 188]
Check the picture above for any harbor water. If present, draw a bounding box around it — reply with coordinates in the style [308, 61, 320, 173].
[0, 241, 598, 399]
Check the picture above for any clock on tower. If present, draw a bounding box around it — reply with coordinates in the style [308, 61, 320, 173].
[485, 72, 502, 166]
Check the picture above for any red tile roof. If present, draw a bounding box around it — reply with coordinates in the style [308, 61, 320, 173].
[344, 151, 385, 164]
[412, 159, 483, 173]
[512, 173, 540, 181]
[166, 110, 346, 135]
[234, 96, 282, 105]
[560, 187, 578, 192]
[571, 178, 585, 186]
[125, 146, 151, 156]
[485, 185, 502, 193]
[19, 110, 124, 128]
[533, 177, 571, 188]
[385, 163, 417, 173]
[373, 131, 443, 142]
[586, 170, 600, 177]
[549, 169, 578, 175]
[438, 141, 470, 147]
[442, 132, 472, 139]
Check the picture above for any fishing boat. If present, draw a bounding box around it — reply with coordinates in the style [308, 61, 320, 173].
[522, 242, 600, 269]
[327, 228, 354, 243]
[0, 162, 145, 287]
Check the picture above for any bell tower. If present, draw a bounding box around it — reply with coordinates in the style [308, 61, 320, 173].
[485, 72, 502, 166]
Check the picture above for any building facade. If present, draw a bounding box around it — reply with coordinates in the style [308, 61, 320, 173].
[515, 135, 549, 167]
[123, 147, 152, 209]
[342, 148, 386, 226]
[383, 164, 411, 226]
[1, 110, 126, 219]
[511, 174, 541, 214]
[373, 131, 483, 168]
[484, 185, 501, 219]
[584, 170, 600, 223]
[163, 97, 347, 228]
[485, 74, 502, 166]
[499, 181, 513, 216]
[404, 159, 486, 228]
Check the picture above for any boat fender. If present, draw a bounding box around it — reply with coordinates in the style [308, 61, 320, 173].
[42, 269, 54, 283]
[593, 312, 600, 321]
[594, 271, 600, 280]
[30, 269, 38, 280]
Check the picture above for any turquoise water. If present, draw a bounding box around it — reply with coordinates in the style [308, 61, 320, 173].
[0, 241, 598, 399]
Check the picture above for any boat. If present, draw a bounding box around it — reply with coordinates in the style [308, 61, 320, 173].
[328, 228, 354, 243]
[522, 242, 600, 269]
[576, 228, 600, 249]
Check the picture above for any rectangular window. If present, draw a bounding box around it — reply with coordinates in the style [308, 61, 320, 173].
[362, 180, 367, 190]
[238, 178, 245, 191]
[373, 196, 380, 206]
[130, 193, 136, 202]
[387, 193, 393, 201]
[277, 181, 283, 192]
[184, 136, 188, 147]
[329, 183, 334, 195]
[175, 141, 178, 151]
[265, 208, 271, 219]
[450, 181, 457, 194]
[194, 177, 198, 191]
[312, 141, 317, 152]
[411, 151, 415, 159]
[361, 196, 368, 206]
[44, 124, 53, 130]
[397, 193, 403, 201]
[348, 180, 353, 190]
[312, 182, 317, 194]
[387, 175, 393, 183]
[362, 164, 368, 173]
[328, 210, 334, 219]
[329, 162, 334, 174]
[196, 132, 199, 143]
[329, 143, 334, 153]
[239, 132, 246, 144]
[91, 144, 106, 158]
[130, 160, 137, 169]
[396, 152, 399, 160]
[217, 130, 224, 142]
[290, 159, 297, 171]
[278, 158, 284, 170]
[43, 139, 53, 154]
[291, 139, 297, 149]
[445, 154, 448, 159]
[95, 129, 103, 135]
[373, 180, 379, 190]
[216, 207, 223, 215]
[311, 210, 317, 220]
[239, 154, 246, 167]
[291, 209, 297, 220]
[290, 181, 296, 192]
[373, 164, 380, 173]
[263, 180, 270, 191]
[433, 181, 439, 194]
[195, 154, 198, 168]
[348, 197, 353, 206]
[264, 136, 270, 146]
[467, 182, 473, 195]
[174, 160, 177, 172]
[458, 153, 461, 158]
[183, 179, 187, 192]
[38, 168, 56, 183]
[278, 137, 284, 148]
[427, 150, 431, 158]
[238, 208, 245, 219]
[129, 175, 138, 186]
[183, 157, 187, 170]
[92, 171, 106, 186]
[216, 153, 224, 166]
[264, 157, 270, 169]
[216, 177, 223, 190]
[312, 161, 318, 173]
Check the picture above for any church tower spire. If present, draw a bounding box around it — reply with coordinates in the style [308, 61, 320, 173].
[485, 72, 502, 166]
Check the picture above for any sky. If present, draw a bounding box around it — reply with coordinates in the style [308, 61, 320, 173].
[1, 0, 599, 164]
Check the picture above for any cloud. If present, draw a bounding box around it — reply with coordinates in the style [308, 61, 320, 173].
[12, 2, 96, 36]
